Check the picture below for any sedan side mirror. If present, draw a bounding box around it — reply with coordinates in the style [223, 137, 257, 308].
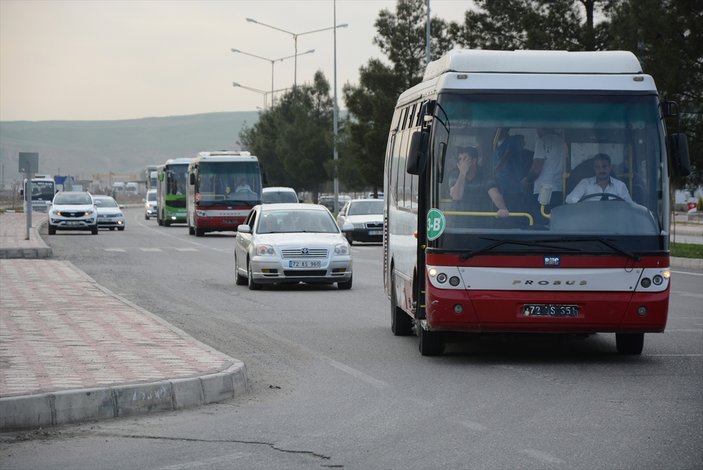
[237, 224, 251, 233]
[341, 222, 354, 233]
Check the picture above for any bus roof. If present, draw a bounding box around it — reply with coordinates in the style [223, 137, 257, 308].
[196, 150, 251, 158]
[423, 49, 643, 81]
[190, 151, 257, 165]
[163, 157, 193, 166]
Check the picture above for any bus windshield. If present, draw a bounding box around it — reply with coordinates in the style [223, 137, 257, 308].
[430, 92, 666, 253]
[165, 164, 188, 196]
[32, 181, 55, 202]
[196, 161, 262, 204]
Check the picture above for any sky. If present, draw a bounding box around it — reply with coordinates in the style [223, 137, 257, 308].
[0, 0, 471, 122]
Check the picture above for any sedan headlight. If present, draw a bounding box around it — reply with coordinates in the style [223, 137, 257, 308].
[84, 210, 95, 216]
[255, 244, 276, 256]
[334, 243, 349, 255]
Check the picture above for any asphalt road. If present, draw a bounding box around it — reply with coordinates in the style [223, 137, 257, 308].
[2, 207, 702, 470]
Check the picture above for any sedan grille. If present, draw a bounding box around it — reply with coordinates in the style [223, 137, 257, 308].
[283, 270, 327, 277]
[58, 211, 86, 218]
[281, 248, 328, 259]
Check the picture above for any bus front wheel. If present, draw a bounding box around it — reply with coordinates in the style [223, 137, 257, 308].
[616, 332, 644, 355]
[418, 323, 444, 356]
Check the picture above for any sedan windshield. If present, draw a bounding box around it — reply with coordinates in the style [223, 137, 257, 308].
[348, 200, 384, 216]
[93, 197, 118, 207]
[258, 209, 339, 234]
[54, 193, 92, 205]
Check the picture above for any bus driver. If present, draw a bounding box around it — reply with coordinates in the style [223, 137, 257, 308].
[566, 153, 633, 203]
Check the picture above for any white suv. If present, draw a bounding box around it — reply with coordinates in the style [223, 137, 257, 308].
[48, 191, 98, 235]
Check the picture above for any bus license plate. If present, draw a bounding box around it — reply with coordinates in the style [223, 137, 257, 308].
[289, 260, 321, 268]
[523, 304, 579, 317]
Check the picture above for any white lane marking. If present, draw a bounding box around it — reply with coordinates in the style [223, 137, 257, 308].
[155, 453, 247, 470]
[672, 270, 703, 277]
[520, 448, 566, 465]
[648, 354, 703, 357]
[665, 328, 703, 333]
[140, 248, 162, 252]
[671, 290, 703, 299]
[104, 248, 126, 252]
[327, 359, 389, 389]
[458, 420, 488, 432]
[175, 248, 198, 252]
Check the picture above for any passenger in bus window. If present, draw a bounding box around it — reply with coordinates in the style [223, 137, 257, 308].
[522, 128, 566, 222]
[492, 129, 528, 216]
[449, 146, 509, 217]
[565, 153, 633, 203]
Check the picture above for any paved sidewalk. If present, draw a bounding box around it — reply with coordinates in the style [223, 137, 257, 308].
[0, 212, 247, 431]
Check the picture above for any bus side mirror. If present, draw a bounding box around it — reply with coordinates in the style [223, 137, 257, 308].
[668, 133, 691, 177]
[189, 173, 195, 185]
[661, 101, 676, 118]
[407, 131, 429, 175]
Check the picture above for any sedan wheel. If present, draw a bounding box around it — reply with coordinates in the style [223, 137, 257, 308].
[247, 261, 261, 290]
[338, 275, 352, 290]
[234, 253, 247, 286]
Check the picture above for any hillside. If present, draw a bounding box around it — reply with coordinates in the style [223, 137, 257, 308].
[0, 112, 259, 183]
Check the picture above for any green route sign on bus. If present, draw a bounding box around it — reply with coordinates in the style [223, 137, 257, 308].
[426, 208, 446, 241]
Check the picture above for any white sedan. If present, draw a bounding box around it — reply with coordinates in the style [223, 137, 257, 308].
[234, 203, 353, 290]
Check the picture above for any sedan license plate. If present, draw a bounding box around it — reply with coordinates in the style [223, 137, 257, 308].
[288, 260, 322, 268]
[368, 230, 382, 236]
[65, 221, 81, 226]
[523, 304, 579, 317]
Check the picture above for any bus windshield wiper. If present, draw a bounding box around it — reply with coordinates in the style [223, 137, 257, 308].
[222, 199, 252, 205]
[532, 237, 640, 262]
[460, 238, 580, 261]
[461, 237, 640, 262]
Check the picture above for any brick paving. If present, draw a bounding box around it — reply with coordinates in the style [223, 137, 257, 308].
[0, 258, 233, 398]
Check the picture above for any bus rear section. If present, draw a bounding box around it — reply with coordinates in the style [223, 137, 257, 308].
[187, 151, 262, 236]
[383, 49, 690, 356]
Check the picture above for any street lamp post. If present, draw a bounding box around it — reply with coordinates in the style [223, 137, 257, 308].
[231, 48, 314, 107]
[232, 82, 292, 110]
[246, 17, 348, 87]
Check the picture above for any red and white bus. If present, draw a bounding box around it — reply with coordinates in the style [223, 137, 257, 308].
[186, 151, 263, 236]
[383, 50, 690, 356]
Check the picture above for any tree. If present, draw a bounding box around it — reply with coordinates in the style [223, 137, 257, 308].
[240, 71, 335, 196]
[605, 0, 703, 185]
[342, 0, 455, 192]
[449, 0, 610, 51]
[341, 59, 403, 194]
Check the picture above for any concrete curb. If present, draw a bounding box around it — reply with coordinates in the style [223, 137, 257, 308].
[671, 256, 703, 270]
[0, 362, 248, 431]
[0, 246, 52, 259]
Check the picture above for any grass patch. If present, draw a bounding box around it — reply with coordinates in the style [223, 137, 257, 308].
[671, 242, 703, 259]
